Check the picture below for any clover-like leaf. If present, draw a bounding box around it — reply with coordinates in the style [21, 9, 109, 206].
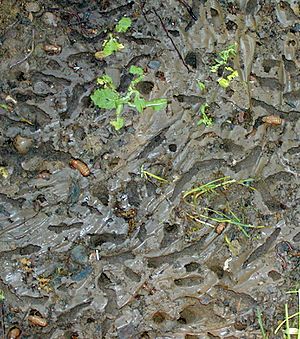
[91, 88, 119, 109]
[129, 65, 144, 76]
[115, 17, 132, 33]
[95, 34, 124, 59]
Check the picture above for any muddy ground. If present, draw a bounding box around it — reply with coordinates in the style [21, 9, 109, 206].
[0, 0, 299, 338]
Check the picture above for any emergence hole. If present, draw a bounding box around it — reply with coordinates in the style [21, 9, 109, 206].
[168, 144, 177, 152]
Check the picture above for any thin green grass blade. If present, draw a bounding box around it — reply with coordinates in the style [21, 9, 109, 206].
[286, 303, 291, 339]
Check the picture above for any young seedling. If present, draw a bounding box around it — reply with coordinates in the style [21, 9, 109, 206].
[193, 44, 238, 126]
[256, 307, 268, 339]
[274, 289, 300, 338]
[197, 103, 213, 126]
[95, 17, 132, 59]
[210, 44, 238, 89]
[140, 165, 169, 183]
[0, 290, 4, 302]
[210, 44, 237, 73]
[197, 81, 206, 92]
[218, 67, 239, 88]
[183, 176, 254, 202]
[0, 103, 8, 110]
[91, 65, 167, 130]
[182, 176, 264, 239]
[194, 207, 265, 238]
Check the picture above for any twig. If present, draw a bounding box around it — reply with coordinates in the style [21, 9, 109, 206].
[0, 297, 5, 339]
[152, 8, 191, 73]
[178, 0, 197, 20]
[9, 29, 35, 69]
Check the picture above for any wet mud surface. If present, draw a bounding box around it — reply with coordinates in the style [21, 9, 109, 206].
[0, 0, 299, 338]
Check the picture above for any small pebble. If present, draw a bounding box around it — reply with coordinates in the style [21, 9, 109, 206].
[13, 135, 33, 155]
[25, 2, 40, 13]
[42, 12, 58, 27]
[43, 44, 62, 55]
[148, 60, 161, 70]
[7, 327, 21, 339]
[71, 245, 88, 265]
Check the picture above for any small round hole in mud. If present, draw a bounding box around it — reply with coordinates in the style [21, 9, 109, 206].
[185, 262, 200, 272]
[268, 270, 282, 281]
[234, 320, 247, 330]
[168, 144, 177, 152]
[152, 311, 167, 323]
[226, 20, 237, 31]
[164, 223, 178, 233]
[184, 51, 197, 69]
[135, 81, 154, 95]
[16, 71, 27, 81]
[177, 317, 187, 324]
[86, 317, 95, 323]
[288, 40, 296, 46]
[210, 8, 219, 17]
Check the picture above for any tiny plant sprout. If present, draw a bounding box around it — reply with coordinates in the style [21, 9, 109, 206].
[197, 103, 213, 126]
[210, 43, 237, 73]
[91, 66, 167, 130]
[95, 34, 124, 59]
[115, 17, 132, 33]
[95, 17, 132, 60]
[197, 81, 206, 91]
[218, 67, 238, 88]
[0, 290, 4, 302]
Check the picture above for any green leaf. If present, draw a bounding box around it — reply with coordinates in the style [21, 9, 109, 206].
[200, 103, 209, 115]
[95, 34, 124, 59]
[227, 70, 238, 81]
[129, 65, 144, 76]
[0, 103, 8, 110]
[97, 75, 115, 89]
[115, 17, 132, 33]
[144, 98, 168, 111]
[111, 117, 125, 130]
[197, 81, 206, 91]
[210, 44, 237, 73]
[218, 78, 230, 88]
[198, 103, 213, 126]
[197, 115, 213, 126]
[91, 88, 119, 109]
[133, 94, 146, 113]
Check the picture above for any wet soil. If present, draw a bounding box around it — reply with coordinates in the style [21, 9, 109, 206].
[0, 0, 299, 338]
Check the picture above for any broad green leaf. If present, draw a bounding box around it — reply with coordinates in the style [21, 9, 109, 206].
[111, 117, 125, 130]
[145, 98, 168, 111]
[91, 88, 119, 109]
[115, 17, 132, 33]
[218, 78, 230, 88]
[197, 81, 206, 91]
[129, 65, 144, 76]
[133, 94, 146, 113]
